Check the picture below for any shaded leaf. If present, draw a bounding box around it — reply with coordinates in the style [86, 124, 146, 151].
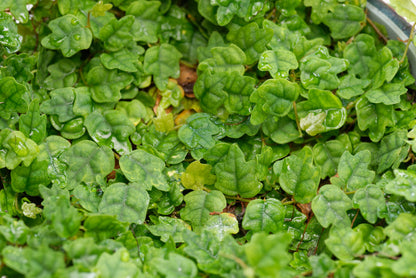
[242, 198, 285, 233]
[353, 185, 386, 224]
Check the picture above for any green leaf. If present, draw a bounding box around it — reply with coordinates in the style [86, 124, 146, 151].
[386, 169, 416, 202]
[313, 138, 350, 179]
[94, 248, 140, 278]
[147, 216, 191, 243]
[322, 4, 365, 39]
[19, 99, 47, 144]
[392, 239, 416, 276]
[365, 82, 407, 105]
[1, 130, 39, 170]
[44, 58, 78, 90]
[300, 46, 349, 90]
[279, 146, 320, 203]
[143, 43, 182, 90]
[298, 89, 347, 136]
[183, 230, 243, 275]
[11, 159, 49, 196]
[384, 213, 416, 243]
[181, 161, 216, 190]
[353, 185, 386, 224]
[98, 182, 149, 224]
[337, 74, 371, 99]
[354, 223, 386, 252]
[226, 22, 273, 64]
[178, 113, 223, 160]
[0, 77, 29, 118]
[40, 184, 82, 238]
[390, 0, 416, 22]
[91, 1, 113, 17]
[245, 232, 294, 277]
[309, 254, 336, 278]
[242, 198, 285, 233]
[100, 48, 140, 72]
[2, 245, 66, 278]
[198, 44, 246, 75]
[119, 149, 169, 191]
[40, 87, 76, 122]
[154, 252, 198, 278]
[84, 214, 129, 241]
[263, 116, 301, 144]
[203, 213, 239, 240]
[0, 214, 29, 245]
[99, 15, 134, 52]
[21, 202, 42, 219]
[343, 34, 378, 79]
[0, 12, 22, 53]
[250, 78, 300, 125]
[377, 129, 409, 173]
[353, 256, 395, 278]
[85, 110, 135, 155]
[214, 143, 262, 198]
[304, 0, 338, 24]
[126, 0, 161, 43]
[41, 15, 92, 57]
[325, 226, 365, 260]
[72, 184, 101, 212]
[311, 184, 353, 228]
[180, 190, 226, 230]
[258, 48, 299, 78]
[86, 65, 133, 103]
[356, 97, 394, 142]
[60, 140, 115, 190]
[330, 150, 375, 191]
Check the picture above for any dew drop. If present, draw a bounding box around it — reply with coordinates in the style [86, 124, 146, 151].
[73, 34, 81, 41]
[71, 18, 78, 25]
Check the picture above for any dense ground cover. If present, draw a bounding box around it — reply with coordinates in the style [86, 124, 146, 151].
[1, 0, 416, 277]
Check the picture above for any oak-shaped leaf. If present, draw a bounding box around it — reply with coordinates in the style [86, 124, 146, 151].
[147, 216, 191, 243]
[365, 82, 407, 105]
[376, 129, 409, 173]
[311, 184, 353, 228]
[355, 97, 394, 142]
[214, 143, 262, 198]
[40, 87, 76, 123]
[353, 185, 386, 224]
[330, 150, 375, 191]
[258, 48, 299, 78]
[1, 130, 39, 170]
[59, 140, 115, 190]
[203, 213, 239, 240]
[100, 48, 140, 72]
[19, 99, 47, 144]
[297, 89, 347, 136]
[85, 110, 135, 155]
[98, 182, 149, 224]
[0, 77, 29, 119]
[86, 65, 133, 103]
[41, 15, 92, 57]
[126, 0, 161, 43]
[279, 146, 320, 203]
[154, 253, 198, 278]
[98, 15, 134, 52]
[385, 169, 416, 202]
[337, 74, 371, 100]
[143, 43, 182, 90]
[119, 149, 169, 191]
[226, 22, 273, 64]
[0, 12, 22, 53]
[94, 248, 141, 278]
[197, 44, 246, 75]
[313, 138, 351, 179]
[242, 198, 285, 233]
[180, 190, 226, 231]
[250, 78, 300, 125]
[322, 4, 365, 39]
[325, 226, 365, 260]
[44, 59, 78, 90]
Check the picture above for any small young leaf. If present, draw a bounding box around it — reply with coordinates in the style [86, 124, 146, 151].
[41, 15, 92, 57]
[181, 161, 216, 190]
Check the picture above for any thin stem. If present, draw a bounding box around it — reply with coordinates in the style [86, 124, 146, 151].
[282, 200, 295, 206]
[345, 190, 356, 195]
[366, 16, 388, 43]
[400, 22, 416, 64]
[351, 209, 360, 228]
[225, 195, 252, 203]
